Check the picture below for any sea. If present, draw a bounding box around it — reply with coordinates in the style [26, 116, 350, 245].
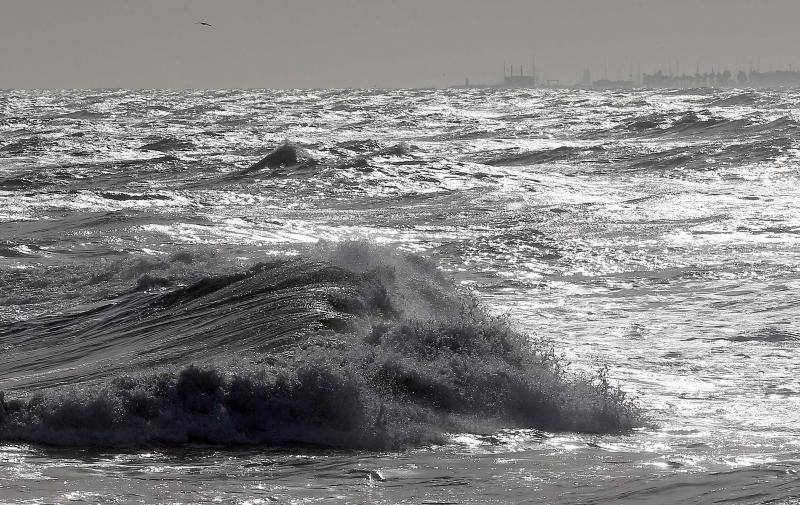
[0, 88, 798, 504]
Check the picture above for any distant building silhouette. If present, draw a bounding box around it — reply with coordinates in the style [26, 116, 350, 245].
[456, 61, 542, 89]
[582, 68, 592, 87]
[589, 79, 634, 90]
[502, 64, 536, 88]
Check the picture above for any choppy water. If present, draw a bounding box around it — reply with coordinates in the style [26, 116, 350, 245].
[1, 88, 799, 504]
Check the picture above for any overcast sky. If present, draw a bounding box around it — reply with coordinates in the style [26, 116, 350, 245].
[2, 0, 799, 88]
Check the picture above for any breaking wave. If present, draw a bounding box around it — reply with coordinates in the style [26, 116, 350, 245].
[621, 110, 754, 137]
[728, 327, 799, 343]
[0, 136, 52, 156]
[481, 146, 586, 166]
[706, 92, 760, 107]
[54, 110, 107, 121]
[139, 137, 195, 152]
[0, 242, 642, 449]
[625, 137, 791, 173]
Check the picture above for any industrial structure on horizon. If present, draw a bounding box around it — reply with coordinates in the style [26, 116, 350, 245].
[457, 60, 567, 89]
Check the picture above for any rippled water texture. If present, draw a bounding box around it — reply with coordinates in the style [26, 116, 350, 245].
[1, 88, 799, 503]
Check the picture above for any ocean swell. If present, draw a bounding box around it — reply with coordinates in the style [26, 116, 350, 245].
[0, 242, 642, 449]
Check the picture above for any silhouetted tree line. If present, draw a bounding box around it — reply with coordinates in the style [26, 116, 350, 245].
[642, 69, 800, 88]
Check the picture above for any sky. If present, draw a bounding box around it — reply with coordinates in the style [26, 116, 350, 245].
[1, 0, 799, 88]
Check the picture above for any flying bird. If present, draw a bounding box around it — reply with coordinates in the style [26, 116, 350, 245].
[196, 21, 213, 27]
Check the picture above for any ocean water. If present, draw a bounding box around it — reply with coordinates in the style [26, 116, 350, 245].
[0, 88, 799, 504]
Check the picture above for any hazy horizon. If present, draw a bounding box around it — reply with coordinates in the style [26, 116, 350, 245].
[2, 0, 800, 89]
